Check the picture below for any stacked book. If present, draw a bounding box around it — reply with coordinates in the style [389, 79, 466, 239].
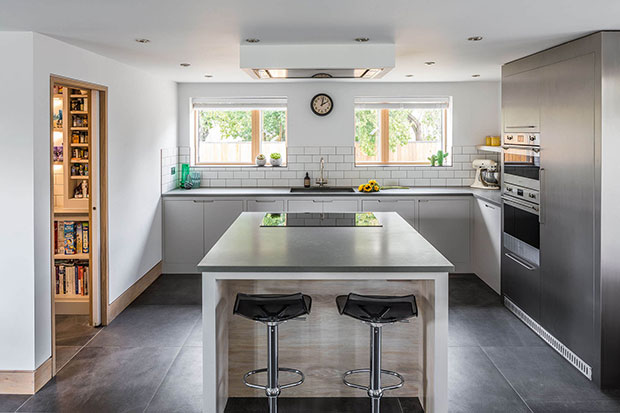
[55, 263, 89, 296]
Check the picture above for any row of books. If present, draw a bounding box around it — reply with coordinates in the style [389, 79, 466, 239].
[55, 263, 89, 296]
[54, 221, 89, 255]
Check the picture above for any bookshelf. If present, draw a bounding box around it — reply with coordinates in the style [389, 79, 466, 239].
[51, 85, 92, 315]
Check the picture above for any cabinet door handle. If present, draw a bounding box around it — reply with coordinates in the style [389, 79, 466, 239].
[506, 125, 536, 129]
[377, 199, 398, 203]
[193, 200, 214, 203]
[539, 168, 545, 224]
[504, 252, 536, 271]
[254, 200, 276, 203]
[484, 203, 496, 210]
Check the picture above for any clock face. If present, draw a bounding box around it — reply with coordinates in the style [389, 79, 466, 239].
[311, 93, 333, 116]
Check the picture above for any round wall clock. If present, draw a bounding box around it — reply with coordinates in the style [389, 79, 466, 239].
[311, 93, 333, 116]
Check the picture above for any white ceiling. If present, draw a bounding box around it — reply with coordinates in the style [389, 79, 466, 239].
[2, 0, 619, 83]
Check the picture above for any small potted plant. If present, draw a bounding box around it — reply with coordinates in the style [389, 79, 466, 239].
[270, 153, 282, 167]
[428, 150, 449, 167]
[255, 154, 266, 167]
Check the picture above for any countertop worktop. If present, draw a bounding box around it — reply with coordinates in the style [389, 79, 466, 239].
[197, 211, 454, 273]
[164, 186, 502, 206]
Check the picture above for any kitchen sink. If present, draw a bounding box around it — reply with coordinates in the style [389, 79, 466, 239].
[290, 187, 356, 193]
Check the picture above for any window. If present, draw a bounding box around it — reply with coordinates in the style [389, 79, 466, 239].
[193, 98, 287, 165]
[354, 97, 451, 165]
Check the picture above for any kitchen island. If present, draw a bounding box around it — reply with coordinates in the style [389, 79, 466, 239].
[199, 211, 453, 413]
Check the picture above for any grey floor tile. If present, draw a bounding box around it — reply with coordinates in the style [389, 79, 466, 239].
[87, 305, 200, 348]
[484, 346, 614, 403]
[452, 306, 546, 347]
[54, 315, 99, 347]
[146, 346, 202, 413]
[17, 346, 179, 413]
[398, 397, 425, 412]
[55, 346, 81, 371]
[449, 346, 531, 413]
[0, 395, 30, 413]
[449, 274, 502, 308]
[132, 274, 202, 306]
[183, 317, 202, 347]
[527, 399, 620, 412]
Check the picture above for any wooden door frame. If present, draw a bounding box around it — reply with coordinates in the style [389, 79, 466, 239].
[49, 75, 109, 376]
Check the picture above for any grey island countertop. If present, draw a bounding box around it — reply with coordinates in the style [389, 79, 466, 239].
[164, 186, 502, 206]
[198, 211, 454, 273]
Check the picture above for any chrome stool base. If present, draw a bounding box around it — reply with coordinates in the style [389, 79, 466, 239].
[343, 368, 405, 397]
[241, 323, 305, 413]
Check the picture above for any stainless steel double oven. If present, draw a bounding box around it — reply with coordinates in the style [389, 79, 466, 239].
[501, 133, 542, 319]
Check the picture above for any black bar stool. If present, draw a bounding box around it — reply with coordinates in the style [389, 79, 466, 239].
[336, 293, 418, 413]
[233, 292, 312, 413]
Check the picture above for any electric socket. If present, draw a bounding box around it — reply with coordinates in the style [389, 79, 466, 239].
[171, 166, 176, 175]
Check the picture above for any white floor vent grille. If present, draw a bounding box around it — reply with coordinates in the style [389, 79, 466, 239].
[504, 297, 592, 380]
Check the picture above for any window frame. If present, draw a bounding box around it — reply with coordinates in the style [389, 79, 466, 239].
[354, 107, 449, 166]
[192, 108, 287, 166]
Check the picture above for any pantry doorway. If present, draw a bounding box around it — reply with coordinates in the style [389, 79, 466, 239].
[49, 75, 108, 375]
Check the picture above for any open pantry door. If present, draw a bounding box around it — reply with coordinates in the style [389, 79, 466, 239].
[90, 90, 101, 326]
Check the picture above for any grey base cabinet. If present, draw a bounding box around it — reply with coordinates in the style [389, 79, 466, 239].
[418, 197, 471, 273]
[472, 198, 501, 293]
[361, 199, 417, 230]
[163, 198, 243, 273]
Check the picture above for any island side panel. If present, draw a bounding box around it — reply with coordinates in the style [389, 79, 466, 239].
[225, 279, 429, 399]
[203, 274, 230, 413]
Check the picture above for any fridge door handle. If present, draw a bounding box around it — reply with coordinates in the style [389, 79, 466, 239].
[505, 252, 536, 271]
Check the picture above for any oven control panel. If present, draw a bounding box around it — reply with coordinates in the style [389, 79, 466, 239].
[504, 183, 540, 205]
[503, 133, 540, 146]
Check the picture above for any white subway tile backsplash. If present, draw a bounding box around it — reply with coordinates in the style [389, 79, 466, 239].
[163, 145, 482, 190]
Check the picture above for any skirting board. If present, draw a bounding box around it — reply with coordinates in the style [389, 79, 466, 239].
[0, 358, 52, 395]
[107, 261, 162, 323]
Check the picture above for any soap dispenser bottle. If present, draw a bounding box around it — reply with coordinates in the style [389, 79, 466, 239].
[304, 172, 311, 188]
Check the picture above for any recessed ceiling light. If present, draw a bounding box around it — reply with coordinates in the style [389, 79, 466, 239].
[180, 63, 191, 67]
[135, 38, 150, 44]
[245, 38, 260, 43]
[472, 74, 481, 78]
[204, 74, 213, 78]
[467, 36, 483, 41]
[405, 74, 414, 78]
[355, 37, 370, 43]
[425, 61, 436, 66]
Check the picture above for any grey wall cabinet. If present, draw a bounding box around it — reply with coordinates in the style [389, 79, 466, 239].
[472, 198, 501, 293]
[418, 197, 471, 273]
[502, 67, 542, 132]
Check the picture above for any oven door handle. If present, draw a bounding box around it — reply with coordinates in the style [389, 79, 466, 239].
[504, 252, 536, 271]
[501, 196, 540, 215]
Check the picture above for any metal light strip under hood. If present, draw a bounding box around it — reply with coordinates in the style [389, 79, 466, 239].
[241, 44, 394, 80]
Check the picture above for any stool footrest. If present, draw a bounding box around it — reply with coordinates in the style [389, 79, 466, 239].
[343, 368, 405, 393]
[243, 367, 305, 391]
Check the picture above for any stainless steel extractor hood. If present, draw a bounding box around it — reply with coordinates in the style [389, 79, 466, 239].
[240, 44, 394, 80]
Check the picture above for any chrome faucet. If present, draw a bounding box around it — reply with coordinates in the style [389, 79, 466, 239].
[316, 157, 328, 187]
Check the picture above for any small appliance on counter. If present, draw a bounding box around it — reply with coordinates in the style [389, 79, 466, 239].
[470, 159, 500, 190]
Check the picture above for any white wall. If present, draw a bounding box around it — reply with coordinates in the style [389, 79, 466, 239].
[178, 81, 500, 149]
[0, 32, 36, 370]
[0, 32, 177, 371]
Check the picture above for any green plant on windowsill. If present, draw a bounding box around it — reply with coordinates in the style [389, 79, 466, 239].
[428, 150, 449, 167]
[270, 152, 282, 167]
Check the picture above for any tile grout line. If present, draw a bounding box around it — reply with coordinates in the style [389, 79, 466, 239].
[142, 346, 184, 413]
[479, 346, 534, 413]
[55, 325, 106, 372]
